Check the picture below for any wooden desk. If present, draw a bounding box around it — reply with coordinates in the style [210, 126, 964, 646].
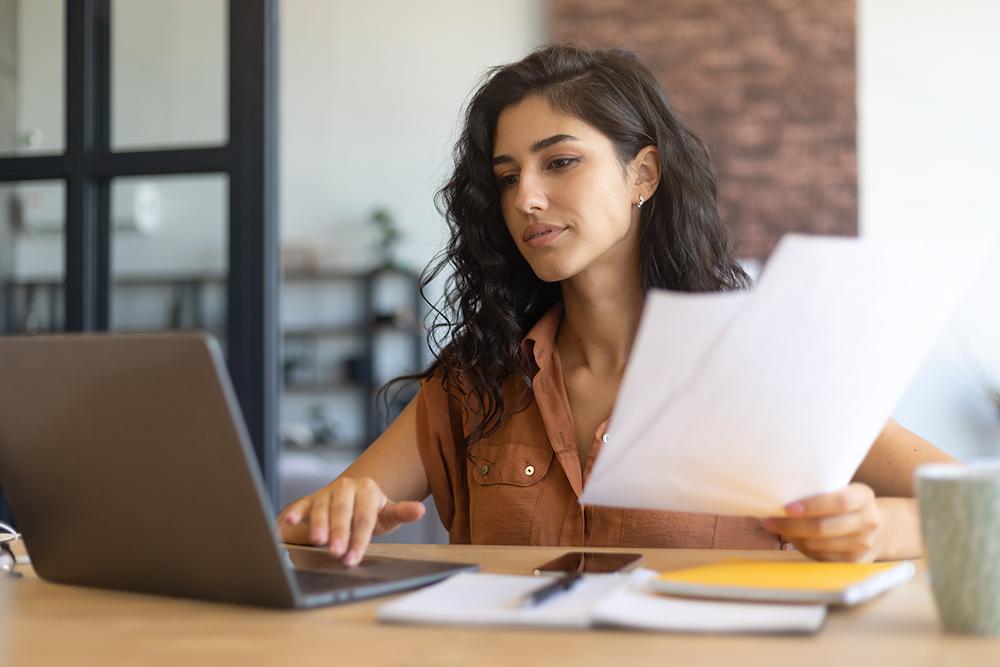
[3, 543, 999, 666]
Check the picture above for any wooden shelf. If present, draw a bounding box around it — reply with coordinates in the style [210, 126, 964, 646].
[282, 324, 360, 338]
[283, 380, 359, 395]
[281, 440, 363, 453]
[282, 321, 419, 339]
[4, 264, 417, 287]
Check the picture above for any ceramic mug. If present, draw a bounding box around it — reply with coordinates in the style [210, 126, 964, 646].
[916, 461, 1000, 634]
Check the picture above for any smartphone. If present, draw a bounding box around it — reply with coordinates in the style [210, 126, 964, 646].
[533, 551, 644, 576]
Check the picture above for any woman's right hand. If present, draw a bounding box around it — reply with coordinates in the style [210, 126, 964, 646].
[278, 477, 426, 566]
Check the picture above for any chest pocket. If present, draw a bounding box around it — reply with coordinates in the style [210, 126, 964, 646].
[466, 442, 554, 545]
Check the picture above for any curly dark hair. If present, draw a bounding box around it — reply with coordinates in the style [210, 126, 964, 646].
[382, 44, 749, 443]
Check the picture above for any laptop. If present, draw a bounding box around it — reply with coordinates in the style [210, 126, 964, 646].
[0, 333, 476, 608]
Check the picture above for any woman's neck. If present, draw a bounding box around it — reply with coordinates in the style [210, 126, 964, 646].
[557, 268, 644, 377]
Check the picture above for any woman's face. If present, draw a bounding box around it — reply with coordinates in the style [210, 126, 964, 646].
[492, 94, 650, 283]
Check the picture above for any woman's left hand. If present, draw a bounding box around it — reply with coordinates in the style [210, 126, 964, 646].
[762, 483, 884, 562]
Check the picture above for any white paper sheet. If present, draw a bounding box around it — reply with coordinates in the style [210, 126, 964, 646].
[377, 570, 827, 634]
[377, 572, 630, 629]
[592, 570, 826, 634]
[580, 235, 994, 517]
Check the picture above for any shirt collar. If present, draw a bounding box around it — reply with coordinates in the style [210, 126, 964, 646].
[521, 302, 563, 370]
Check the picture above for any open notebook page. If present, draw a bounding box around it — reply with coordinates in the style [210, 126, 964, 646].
[378, 570, 826, 634]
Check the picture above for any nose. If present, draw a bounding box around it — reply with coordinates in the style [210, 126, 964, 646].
[512, 171, 547, 216]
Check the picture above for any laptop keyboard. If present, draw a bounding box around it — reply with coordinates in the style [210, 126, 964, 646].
[292, 568, 385, 594]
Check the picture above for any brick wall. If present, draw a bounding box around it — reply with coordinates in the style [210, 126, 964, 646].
[551, 0, 857, 258]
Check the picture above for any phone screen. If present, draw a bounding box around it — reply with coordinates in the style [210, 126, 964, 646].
[533, 551, 643, 575]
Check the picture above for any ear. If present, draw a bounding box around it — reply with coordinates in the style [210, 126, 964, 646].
[629, 145, 661, 204]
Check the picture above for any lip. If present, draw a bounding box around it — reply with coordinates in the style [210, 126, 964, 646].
[522, 224, 567, 248]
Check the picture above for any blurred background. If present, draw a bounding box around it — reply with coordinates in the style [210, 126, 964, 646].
[1, 0, 998, 542]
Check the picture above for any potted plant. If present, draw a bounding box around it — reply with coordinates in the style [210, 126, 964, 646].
[370, 207, 401, 269]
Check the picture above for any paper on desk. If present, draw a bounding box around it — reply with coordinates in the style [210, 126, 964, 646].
[581, 235, 994, 517]
[592, 570, 826, 634]
[377, 571, 629, 628]
[377, 570, 827, 634]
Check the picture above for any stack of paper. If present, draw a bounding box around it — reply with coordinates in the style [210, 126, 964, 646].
[580, 235, 993, 517]
[378, 570, 827, 634]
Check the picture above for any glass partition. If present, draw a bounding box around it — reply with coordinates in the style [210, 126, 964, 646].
[0, 179, 66, 334]
[111, 0, 227, 150]
[0, 0, 65, 156]
[110, 174, 228, 343]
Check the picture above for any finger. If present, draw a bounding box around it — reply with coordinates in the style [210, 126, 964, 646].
[796, 532, 879, 561]
[308, 490, 332, 546]
[783, 483, 874, 518]
[280, 496, 313, 526]
[763, 510, 871, 539]
[344, 486, 384, 566]
[279, 519, 314, 545]
[798, 548, 870, 563]
[375, 500, 427, 535]
[326, 486, 357, 557]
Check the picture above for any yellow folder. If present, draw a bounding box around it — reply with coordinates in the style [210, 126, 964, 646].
[652, 558, 915, 606]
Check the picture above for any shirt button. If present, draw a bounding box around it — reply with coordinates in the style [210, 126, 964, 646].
[481, 464, 489, 475]
[602, 433, 609, 445]
[524, 465, 535, 476]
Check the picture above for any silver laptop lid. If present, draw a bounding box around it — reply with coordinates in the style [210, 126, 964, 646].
[0, 333, 297, 607]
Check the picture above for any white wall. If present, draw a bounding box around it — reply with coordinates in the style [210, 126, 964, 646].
[859, 1, 1000, 239]
[279, 0, 548, 271]
[859, 0, 1000, 457]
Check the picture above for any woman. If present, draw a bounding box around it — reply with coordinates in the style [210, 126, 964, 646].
[279, 45, 952, 565]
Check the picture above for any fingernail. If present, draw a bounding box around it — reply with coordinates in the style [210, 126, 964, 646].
[329, 538, 345, 556]
[285, 513, 299, 525]
[311, 532, 325, 545]
[784, 502, 805, 516]
[344, 550, 359, 567]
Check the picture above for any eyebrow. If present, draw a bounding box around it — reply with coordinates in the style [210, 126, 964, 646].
[492, 134, 580, 167]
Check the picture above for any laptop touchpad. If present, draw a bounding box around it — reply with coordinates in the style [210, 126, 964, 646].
[284, 546, 436, 580]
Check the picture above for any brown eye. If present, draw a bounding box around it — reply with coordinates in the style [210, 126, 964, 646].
[497, 173, 519, 189]
[548, 157, 579, 171]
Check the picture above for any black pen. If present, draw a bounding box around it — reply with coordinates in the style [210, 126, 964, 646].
[520, 571, 584, 607]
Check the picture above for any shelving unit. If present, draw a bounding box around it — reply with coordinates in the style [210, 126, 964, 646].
[1, 265, 425, 452]
[281, 266, 424, 449]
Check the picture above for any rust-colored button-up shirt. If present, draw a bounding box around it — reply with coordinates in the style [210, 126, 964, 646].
[416, 305, 781, 550]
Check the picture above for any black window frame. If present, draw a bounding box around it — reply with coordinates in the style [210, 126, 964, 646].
[0, 0, 280, 517]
